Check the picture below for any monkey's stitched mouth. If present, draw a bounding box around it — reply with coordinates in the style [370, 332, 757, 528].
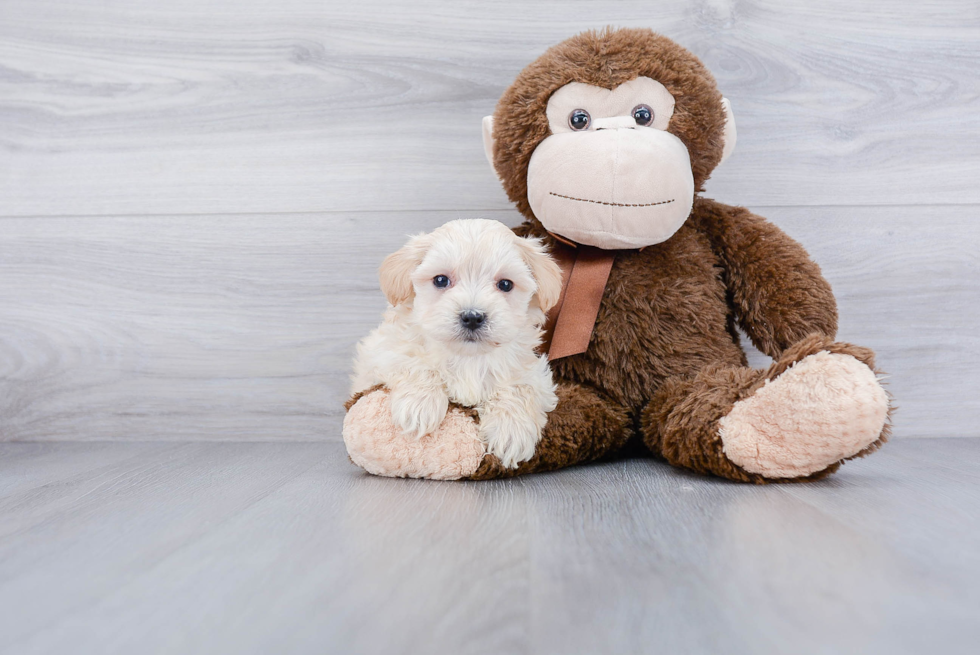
[550, 192, 675, 208]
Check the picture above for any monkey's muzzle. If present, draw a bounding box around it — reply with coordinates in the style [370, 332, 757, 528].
[526, 127, 695, 250]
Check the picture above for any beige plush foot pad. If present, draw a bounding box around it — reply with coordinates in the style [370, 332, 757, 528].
[719, 352, 888, 479]
[343, 389, 486, 480]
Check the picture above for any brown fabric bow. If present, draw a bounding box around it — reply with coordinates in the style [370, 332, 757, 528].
[540, 240, 616, 360]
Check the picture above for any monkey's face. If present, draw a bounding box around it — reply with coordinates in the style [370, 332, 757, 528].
[526, 77, 696, 250]
[484, 29, 737, 251]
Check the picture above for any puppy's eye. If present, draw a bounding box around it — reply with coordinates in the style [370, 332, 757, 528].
[568, 109, 591, 131]
[433, 275, 450, 288]
[632, 104, 654, 127]
[497, 279, 514, 292]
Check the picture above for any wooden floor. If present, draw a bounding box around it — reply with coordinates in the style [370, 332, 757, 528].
[0, 438, 977, 655]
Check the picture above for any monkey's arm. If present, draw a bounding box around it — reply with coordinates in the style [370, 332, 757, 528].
[694, 198, 838, 359]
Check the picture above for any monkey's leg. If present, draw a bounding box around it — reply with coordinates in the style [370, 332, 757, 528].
[465, 381, 631, 480]
[344, 382, 630, 481]
[641, 334, 891, 483]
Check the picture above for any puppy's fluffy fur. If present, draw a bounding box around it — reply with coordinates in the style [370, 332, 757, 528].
[351, 219, 563, 468]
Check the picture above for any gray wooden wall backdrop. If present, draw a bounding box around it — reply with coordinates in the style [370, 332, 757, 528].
[1, 0, 977, 441]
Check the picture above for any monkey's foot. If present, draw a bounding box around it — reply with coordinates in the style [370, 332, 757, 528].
[343, 388, 486, 480]
[718, 350, 889, 479]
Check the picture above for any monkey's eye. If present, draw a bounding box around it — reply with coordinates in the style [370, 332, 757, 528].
[632, 104, 654, 127]
[433, 275, 450, 288]
[496, 279, 514, 292]
[568, 109, 591, 131]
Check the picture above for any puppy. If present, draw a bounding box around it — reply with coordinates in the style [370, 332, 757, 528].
[351, 219, 564, 468]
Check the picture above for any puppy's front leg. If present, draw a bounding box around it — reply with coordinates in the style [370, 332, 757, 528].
[479, 384, 551, 469]
[389, 369, 449, 439]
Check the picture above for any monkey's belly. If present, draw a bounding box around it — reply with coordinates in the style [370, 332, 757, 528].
[555, 307, 745, 410]
[553, 229, 746, 409]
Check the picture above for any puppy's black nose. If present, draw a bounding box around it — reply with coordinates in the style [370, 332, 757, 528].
[459, 309, 486, 331]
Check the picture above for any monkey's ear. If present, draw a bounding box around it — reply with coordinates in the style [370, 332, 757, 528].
[482, 115, 500, 178]
[516, 236, 564, 314]
[378, 233, 430, 307]
[719, 98, 737, 166]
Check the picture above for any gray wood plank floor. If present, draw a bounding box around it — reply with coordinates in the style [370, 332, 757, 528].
[0, 439, 977, 655]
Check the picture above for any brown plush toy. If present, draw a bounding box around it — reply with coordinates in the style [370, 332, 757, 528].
[344, 27, 891, 483]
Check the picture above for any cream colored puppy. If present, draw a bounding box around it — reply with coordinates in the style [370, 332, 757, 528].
[351, 219, 563, 468]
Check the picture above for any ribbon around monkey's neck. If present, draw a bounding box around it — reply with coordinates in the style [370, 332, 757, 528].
[540, 237, 616, 360]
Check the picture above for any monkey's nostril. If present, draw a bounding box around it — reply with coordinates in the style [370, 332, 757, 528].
[459, 309, 486, 331]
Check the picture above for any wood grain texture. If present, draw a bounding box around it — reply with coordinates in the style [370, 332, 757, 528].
[0, 0, 978, 216]
[0, 205, 976, 441]
[0, 439, 977, 654]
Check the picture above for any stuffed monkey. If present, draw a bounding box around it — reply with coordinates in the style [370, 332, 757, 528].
[345, 27, 891, 483]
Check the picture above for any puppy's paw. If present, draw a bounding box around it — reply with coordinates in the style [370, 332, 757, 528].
[478, 408, 542, 469]
[390, 387, 449, 439]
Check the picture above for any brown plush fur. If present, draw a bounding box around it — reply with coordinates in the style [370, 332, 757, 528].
[473, 28, 891, 482]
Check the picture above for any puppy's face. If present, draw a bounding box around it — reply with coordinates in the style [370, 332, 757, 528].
[379, 219, 563, 353]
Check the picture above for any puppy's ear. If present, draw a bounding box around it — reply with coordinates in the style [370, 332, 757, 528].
[516, 236, 564, 313]
[379, 233, 430, 307]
